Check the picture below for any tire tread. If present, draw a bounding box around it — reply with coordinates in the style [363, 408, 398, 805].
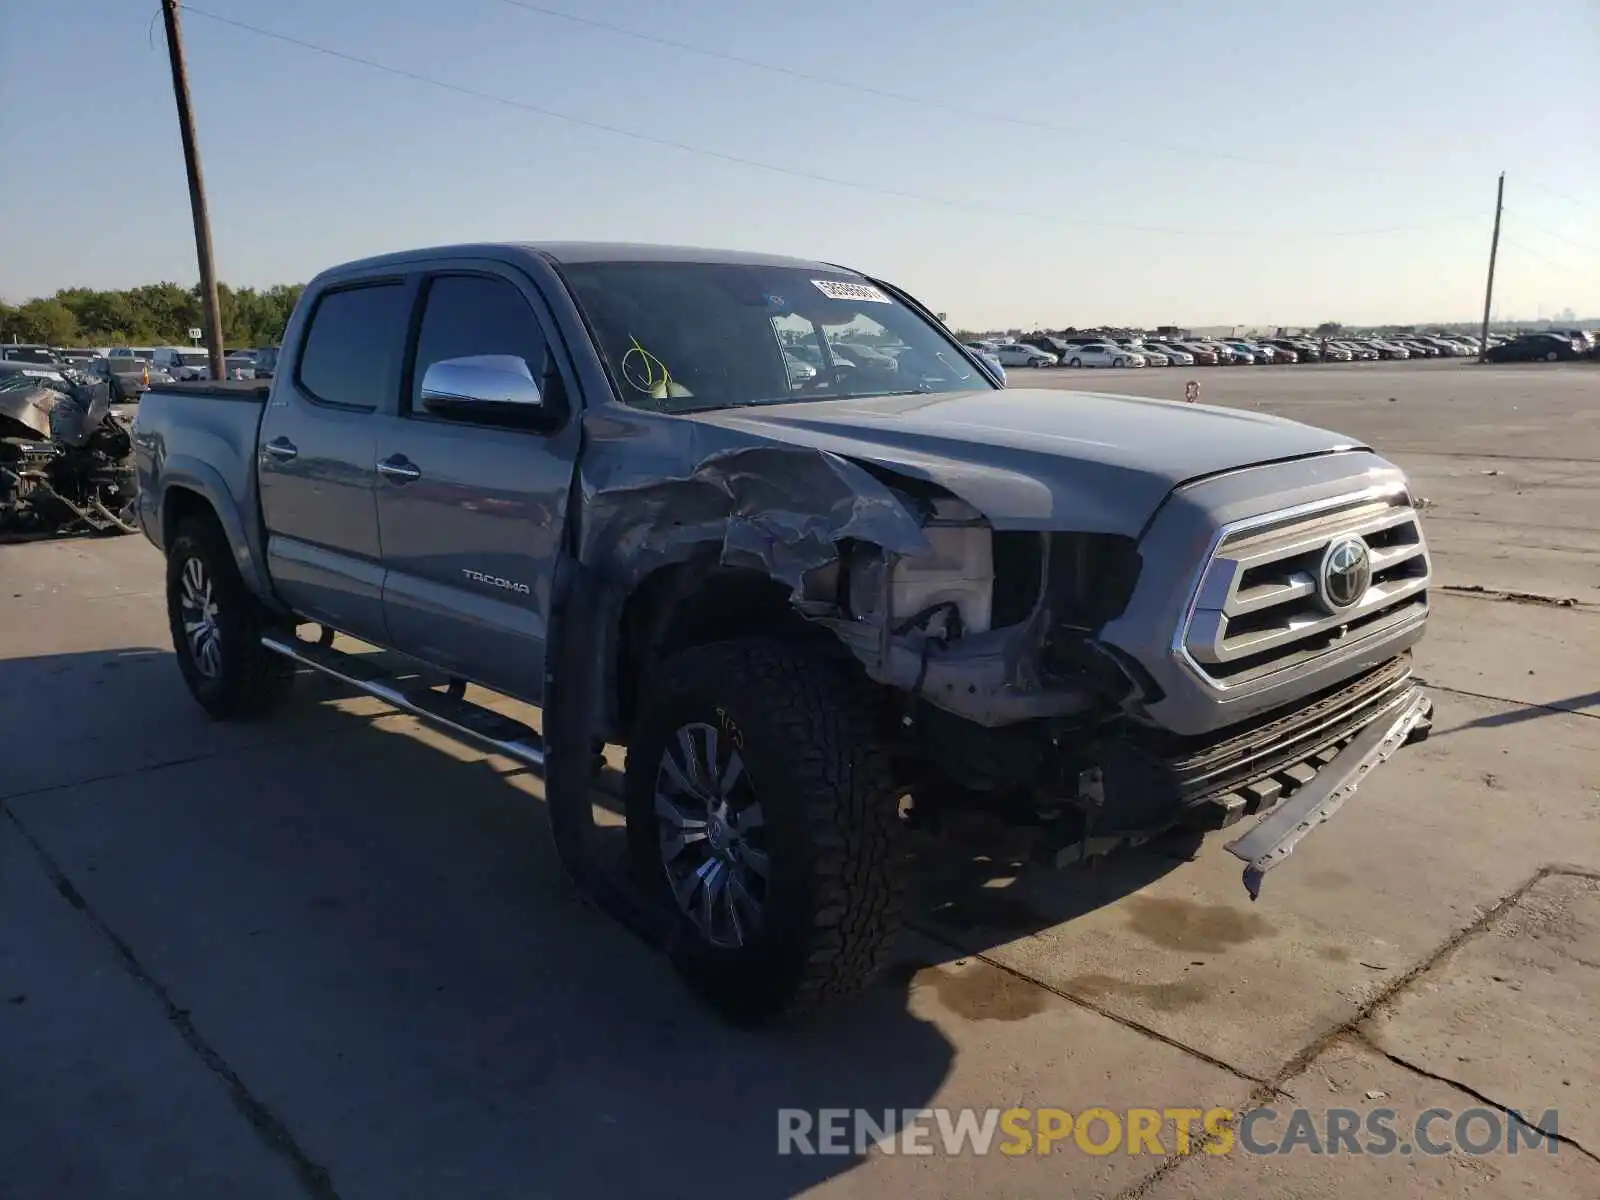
[626, 637, 903, 1021]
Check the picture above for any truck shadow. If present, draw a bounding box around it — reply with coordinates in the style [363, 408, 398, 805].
[0, 646, 1186, 1198]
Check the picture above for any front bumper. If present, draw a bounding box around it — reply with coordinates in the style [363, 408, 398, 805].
[1225, 683, 1432, 900]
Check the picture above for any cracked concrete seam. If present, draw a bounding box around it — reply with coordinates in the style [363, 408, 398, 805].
[0, 801, 343, 1200]
[1438, 584, 1590, 609]
[1347, 1030, 1600, 1167]
[1415, 678, 1600, 722]
[0, 713, 399, 804]
[1110, 864, 1600, 1200]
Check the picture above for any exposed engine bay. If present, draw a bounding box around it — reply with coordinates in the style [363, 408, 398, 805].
[785, 476, 1432, 877]
[0, 373, 139, 537]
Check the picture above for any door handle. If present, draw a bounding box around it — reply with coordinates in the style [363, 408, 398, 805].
[377, 455, 421, 483]
[263, 437, 298, 460]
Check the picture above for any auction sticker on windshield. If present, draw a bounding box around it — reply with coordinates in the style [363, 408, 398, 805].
[812, 279, 891, 304]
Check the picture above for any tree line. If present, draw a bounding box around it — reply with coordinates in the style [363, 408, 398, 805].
[0, 282, 305, 350]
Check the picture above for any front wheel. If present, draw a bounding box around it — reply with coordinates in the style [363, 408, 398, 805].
[1113, 357, 1126, 368]
[625, 638, 903, 1024]
[166, 516, 294, 720]
[1069, 357, 1082, 368]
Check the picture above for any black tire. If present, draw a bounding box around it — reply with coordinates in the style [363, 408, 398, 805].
[1113, 357, 1125, 368]
[166, 515, 294, 720]
[1069, 357, 1082, 368]
[624, 637, 903, 1024]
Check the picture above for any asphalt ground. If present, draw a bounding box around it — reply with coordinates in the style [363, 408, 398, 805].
[2, 359, 1597, 1198]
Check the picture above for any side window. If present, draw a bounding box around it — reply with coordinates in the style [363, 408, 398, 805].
[297, 281, 408, 410]
[410, 274, 563, 420]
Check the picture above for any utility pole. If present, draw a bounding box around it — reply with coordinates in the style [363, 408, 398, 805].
[161, 0, 226, 382]
[1477, 171, 1504, 363]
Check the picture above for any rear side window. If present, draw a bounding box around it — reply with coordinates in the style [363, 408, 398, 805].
[297, 282, 408, 410]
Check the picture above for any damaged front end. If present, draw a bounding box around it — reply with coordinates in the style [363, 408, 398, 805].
[0, 375, 139, 538]
[811, 490, 1434, 899]
[541, 427, 1429, 939]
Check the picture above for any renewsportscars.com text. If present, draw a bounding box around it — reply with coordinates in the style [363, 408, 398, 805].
[777, 1106, 1563, 1157]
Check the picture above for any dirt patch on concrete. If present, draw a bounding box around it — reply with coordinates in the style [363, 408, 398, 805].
[1124, 895, 1275, 953]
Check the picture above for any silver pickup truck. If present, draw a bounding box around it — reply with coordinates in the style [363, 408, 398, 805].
[132, 242, 1434, 1022]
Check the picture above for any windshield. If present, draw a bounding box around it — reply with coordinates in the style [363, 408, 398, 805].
[560, 261, 990, 414]
[0, 371, 68, 394]
[5, 348, 59, 364]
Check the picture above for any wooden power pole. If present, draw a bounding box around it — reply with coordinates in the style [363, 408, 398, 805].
[161, 0, 226, 382]
[1478, 172, 1504, 363]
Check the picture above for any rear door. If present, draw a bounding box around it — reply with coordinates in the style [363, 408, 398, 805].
[373, 265, 582, 704]
[258, 277, 413, 640]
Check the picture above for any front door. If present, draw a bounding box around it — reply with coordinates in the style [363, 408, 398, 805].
[373, 268, 582, 704]
[257, 277, 413, 641]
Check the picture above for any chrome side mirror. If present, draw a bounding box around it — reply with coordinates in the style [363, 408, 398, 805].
[420, 354, 543, 418]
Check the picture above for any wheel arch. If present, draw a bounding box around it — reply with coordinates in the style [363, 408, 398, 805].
[156, 466, 275, 603]
[611, 554, 842, 738]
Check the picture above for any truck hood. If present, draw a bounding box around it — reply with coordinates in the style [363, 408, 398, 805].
[686, 387, 1366, 534]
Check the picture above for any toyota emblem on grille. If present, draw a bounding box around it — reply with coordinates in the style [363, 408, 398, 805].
[1319, 536, 1372, 611]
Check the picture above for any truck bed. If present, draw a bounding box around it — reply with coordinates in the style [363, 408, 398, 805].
[131, 382, 272, 575]
[148, 380, 273, 400]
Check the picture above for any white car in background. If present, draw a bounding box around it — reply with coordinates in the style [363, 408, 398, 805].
[1128, 344, 1170, 366]
[1143, 342, 1195, 366]
[992, 342, 1058, 367]
[962, 342, 1007, 382]
[783, 352, 818, 383]
[1063, 342, 1144, 368]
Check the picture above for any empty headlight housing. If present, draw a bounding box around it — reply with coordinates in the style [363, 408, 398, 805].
[846, 497, 995, 636]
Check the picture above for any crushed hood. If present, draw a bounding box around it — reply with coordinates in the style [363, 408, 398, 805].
[685, 387, 1367, 534]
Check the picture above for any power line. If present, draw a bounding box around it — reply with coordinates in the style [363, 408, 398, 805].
[493, 0, 1287, 168]
[180, 5, 1471, 239]
[1503, 210, 1598, 255]
[1501, 238, 1596, 282]
[1520, 179, 1600, 216]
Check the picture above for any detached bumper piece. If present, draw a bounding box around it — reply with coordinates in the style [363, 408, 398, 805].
[1226, 685, 1432, 900]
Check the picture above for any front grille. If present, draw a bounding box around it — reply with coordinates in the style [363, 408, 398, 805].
[1162, 652, 1416, 803]
[1180, 489, 1430, 688]
[1098, 654, 1420, 833]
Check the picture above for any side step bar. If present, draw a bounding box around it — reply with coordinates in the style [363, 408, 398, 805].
[260, 632, 546, 773]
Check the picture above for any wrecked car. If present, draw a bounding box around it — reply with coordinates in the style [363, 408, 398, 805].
[0, 370, 139, 536]
[130, 243, 1434, 1022]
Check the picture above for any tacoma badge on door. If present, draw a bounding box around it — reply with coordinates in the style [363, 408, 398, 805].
[462, 568, 532, 594]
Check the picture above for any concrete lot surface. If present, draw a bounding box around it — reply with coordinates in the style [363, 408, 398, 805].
[2, 361, 1597, 1198]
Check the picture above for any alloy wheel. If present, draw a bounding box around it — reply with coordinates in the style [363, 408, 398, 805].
[179, 555, 222, 678]
[654, 721, 768, 949]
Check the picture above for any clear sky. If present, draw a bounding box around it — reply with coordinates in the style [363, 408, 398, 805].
[3, 0, 1596, 328]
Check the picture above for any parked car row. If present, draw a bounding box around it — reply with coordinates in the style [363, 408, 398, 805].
[0, 342, 290, 403]
[105, 345, 265, 382]
[960, 328, 1596, 369]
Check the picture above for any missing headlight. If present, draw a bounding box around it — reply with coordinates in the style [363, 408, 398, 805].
[844, 499, 996, 636]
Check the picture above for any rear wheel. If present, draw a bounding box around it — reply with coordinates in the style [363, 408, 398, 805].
[166, 515, 294, 720]
[625, 637, 904, 1023]
[1545, 350, 1559, 362]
